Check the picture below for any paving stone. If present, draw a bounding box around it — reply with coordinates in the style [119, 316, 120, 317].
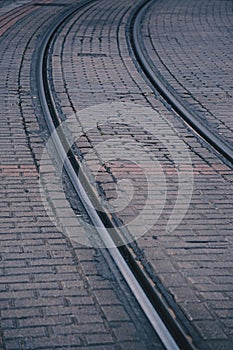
[194, 320, 228, 340]
[48, 2, 233, 348]
[0, 1, 161, 349]
[1, 0, 233, 349]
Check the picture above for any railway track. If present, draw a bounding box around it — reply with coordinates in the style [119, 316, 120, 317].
[129, 0, 233, 166]
[34, 1, 209, 349]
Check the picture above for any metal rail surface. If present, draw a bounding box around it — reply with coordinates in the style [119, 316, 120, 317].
[35, 1, 199, 349]
[130, 0, 233, 165]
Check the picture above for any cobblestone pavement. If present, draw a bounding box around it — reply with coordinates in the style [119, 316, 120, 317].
[0, 1, 164, 349]
[141, 0, 233, 149]
[1, 0, 233, 349]
[0, 1, 40, 16]
[48, 0, 233, 349]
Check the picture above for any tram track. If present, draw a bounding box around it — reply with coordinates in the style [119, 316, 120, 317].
[35, 1, 203, 349]
[129, 0, 233, 166]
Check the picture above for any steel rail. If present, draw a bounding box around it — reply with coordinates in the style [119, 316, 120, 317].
[130, 0, 233, 165]
[36, 2, 198, 350]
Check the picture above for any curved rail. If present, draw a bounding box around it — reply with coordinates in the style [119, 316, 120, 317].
[130, 0, 233, 165]
[35, 2, 199, 350]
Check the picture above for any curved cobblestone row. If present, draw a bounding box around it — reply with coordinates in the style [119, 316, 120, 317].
[0, 0, 33, 13]
[141, 0, 233, 149]
[0, 0, 233, 349]
[0, 1, 162, 349]
[49, 0, 233, 349]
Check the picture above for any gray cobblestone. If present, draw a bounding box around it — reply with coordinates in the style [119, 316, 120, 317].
[0, 0, 162, 349]
[142, 0, 233, 150]
[49, 1, 233, 347]
[1, 0, 233, 348]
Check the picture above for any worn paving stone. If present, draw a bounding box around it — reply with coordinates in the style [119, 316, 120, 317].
[48, 0, 233, 348]
[142, 0, 233, 150]
[0, 0, 163, 349]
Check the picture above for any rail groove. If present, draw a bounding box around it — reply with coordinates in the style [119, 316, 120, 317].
[130, 0, 233, 165]
[36, 1, 200, 349]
